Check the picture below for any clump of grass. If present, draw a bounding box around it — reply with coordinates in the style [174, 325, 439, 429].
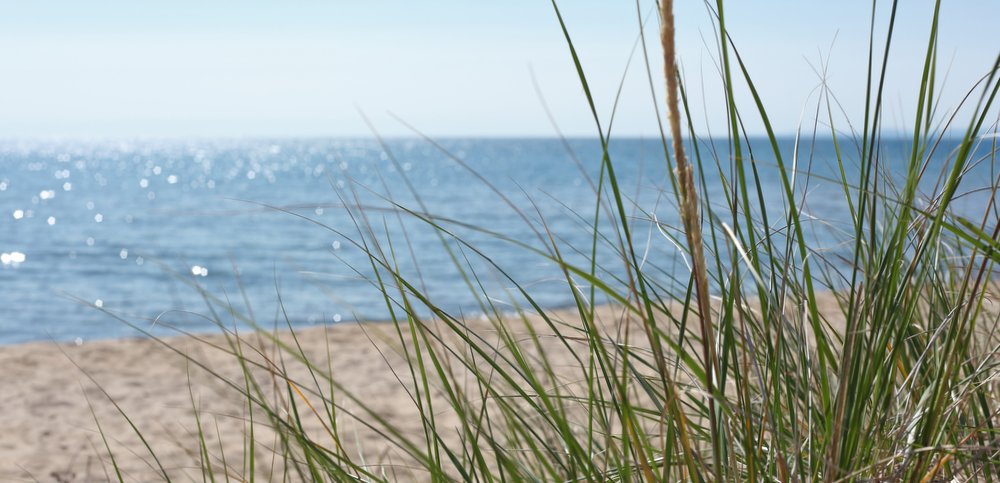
[87, 0, 1000, 481]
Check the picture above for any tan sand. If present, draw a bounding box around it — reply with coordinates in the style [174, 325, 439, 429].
[3, 288, 992, 482]
[0, 304, 632, 482]
[0, 318, 444, 482]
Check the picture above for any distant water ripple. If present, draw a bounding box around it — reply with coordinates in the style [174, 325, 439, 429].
[0, 137, 991, 344]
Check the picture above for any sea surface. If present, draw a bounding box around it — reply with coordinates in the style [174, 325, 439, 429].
[0, 137, 994, 344]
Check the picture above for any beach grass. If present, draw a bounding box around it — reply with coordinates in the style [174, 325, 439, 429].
[84, 0, 1000, 481]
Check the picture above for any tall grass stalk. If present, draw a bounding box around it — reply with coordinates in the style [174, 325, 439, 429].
[661, 0, 720, 479]
[84, 0, 1000, 481]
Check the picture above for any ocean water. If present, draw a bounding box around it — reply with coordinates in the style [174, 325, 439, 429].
[0, 137, 993, 344]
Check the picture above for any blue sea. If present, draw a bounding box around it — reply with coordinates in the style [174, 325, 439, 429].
[0, 137, 993, 344]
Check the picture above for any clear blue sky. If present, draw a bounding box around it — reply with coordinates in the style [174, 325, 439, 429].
[0, 1, 996, 138]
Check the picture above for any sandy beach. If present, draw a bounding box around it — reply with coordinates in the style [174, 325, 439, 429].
[3, 287, 995, 482]
[1, 321, 433, 481]
[0, 304, 638, 482]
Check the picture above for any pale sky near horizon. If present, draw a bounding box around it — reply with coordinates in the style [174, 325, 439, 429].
[0, 1, 997, 139]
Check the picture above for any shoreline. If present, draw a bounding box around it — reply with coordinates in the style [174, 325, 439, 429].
[0, 286, 975, 480]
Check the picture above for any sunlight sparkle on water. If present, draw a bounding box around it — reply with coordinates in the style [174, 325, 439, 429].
[1, 252, 26, 266]
[12, 209, 23, 220]
[47, 216, 55, 226]
[191, 265, 208, 277]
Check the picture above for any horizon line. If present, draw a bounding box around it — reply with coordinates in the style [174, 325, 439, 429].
[0, 132, 955, 143]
